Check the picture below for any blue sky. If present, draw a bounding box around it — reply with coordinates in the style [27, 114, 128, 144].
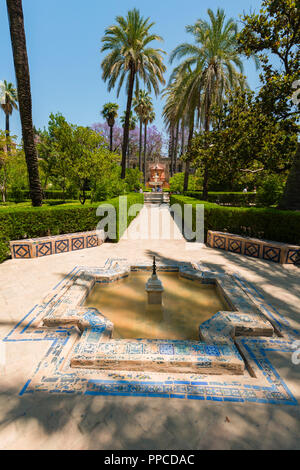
[1, 0, 263, 145]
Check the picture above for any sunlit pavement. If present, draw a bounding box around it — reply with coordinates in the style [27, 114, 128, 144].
[0, 204, 299, 449]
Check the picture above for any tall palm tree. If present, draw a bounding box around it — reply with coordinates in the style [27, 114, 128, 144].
[163, 66, 199, 191]
[101, 102, 119, 152]
[133, 90, 151, 171]
[6, 0, 43, 206]
[143, 107, 155, 183]
[170, 8, 245, 198]
[0, 80, 18, 138]
[120, 111, 137, 168]
[101, 8, 166, 179]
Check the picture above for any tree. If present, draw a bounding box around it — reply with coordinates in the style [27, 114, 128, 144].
[120, 111, 137, 167]
[6, 0, 43, 207]
[133, 90, 151, 171]
[0, 80, 18, 139]
[101, 8, 166, 179]
[101, 102, 119, 152]
[170, 8, 247, 198]
[238, 0, 300, 209]
[43, 113, 119, 204]
[140, 96, 155, 182]
[189, 91, 297, 191]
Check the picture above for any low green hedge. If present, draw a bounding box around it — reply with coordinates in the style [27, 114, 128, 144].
[0, 194, 143, 263]
[184, 191, 257, 207]
[170, 195, 300, 245]
[7, 189, 86, 201]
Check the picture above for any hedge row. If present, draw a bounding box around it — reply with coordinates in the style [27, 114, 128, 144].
[7, 189, 84, 201]
[0, 194, 144, 263]
[184, 191, 257, 207]
[170, 195, 300, 245]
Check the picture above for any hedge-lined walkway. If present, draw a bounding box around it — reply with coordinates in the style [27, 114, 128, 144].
[0, 204, 299, 449]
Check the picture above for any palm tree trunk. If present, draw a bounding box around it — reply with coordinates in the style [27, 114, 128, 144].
[183, 119, 194, 192]
[181, 119, 185, 156]
[202, 106, 211, 201]
[121, 66, 135, 179]
[5, 111, 10, 154]
[174, 121, 179, 174]
[109, 125, 113, 152]
[169, 125, 174, 178]
[279, 143, 300, 210]
[5, 113, 9, 136]
[138, 117, 143, 171]
[6, 0, 43, 206]
[143, 122, 148, 184]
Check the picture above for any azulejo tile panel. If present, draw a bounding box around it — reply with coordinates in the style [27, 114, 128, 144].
[207, 230, 300, 265]
[12, 243, 32, 259]
[10, 230, 107, 259]
[2, 259, 299, 405]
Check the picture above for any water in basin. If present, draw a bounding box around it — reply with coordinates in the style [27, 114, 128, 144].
[84, 272, 228, 341]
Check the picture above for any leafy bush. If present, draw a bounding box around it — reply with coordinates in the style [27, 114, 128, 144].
[9, 184, 26, 203]
[169, 173, 202, 193]
[170, 195, 300, 245]
[256, 175, 284, 207]
[0, 194, 143, 263]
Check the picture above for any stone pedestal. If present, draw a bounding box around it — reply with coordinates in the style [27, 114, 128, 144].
[145, 274, 164, 305]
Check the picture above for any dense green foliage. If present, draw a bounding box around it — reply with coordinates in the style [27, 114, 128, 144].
[170, 195, 300, 245]
[0, 194, 143, 263]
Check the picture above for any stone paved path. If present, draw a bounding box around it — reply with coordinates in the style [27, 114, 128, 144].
[0, 204, 299, 449]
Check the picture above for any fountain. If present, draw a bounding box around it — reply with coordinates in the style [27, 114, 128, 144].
[145, 257, 164, 306]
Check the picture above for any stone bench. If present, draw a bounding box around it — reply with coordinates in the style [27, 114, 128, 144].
[207, 230, 300, 265]
[10, 230, 107, 259]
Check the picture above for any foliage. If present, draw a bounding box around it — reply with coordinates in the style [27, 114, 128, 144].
[238, 0, 300, 120]
[170, 194, 300, 245]
[101, 8, 166, 178]
[37, 113, 119, 204]
[256, 175, 285, 207]
[188, 91, 297, 190]
[0, 194, 143, 263]
[169, 173, 202, 193]
[91, 167, 142, 202]
[238, 0, 300, 210]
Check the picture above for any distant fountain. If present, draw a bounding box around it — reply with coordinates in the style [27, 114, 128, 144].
[145, 257, 164, 306]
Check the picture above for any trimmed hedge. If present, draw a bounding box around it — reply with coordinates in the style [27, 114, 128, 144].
[170, 195, 300, 245]
[7, 189, 86, 201]
[184, 191, 257, 207]
[0, 194, 143, 263]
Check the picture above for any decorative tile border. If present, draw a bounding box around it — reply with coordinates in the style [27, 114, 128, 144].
[10, 230, 107, 259]
[2, 259, 299, 405]
[207, 231, 300, 265]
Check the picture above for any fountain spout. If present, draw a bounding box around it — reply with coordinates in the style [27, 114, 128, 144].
[145, 257, 164, 305]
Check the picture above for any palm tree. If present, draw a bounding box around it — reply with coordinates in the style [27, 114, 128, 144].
[0, 80, 18, 138]
[133, 90, 151, 171]
[170, 8, 246, 198]
[120, 111, 137, 168]
[6, 0, 43, 206]
[143, 106, 155, 183]
[163, 66, 199, 191]
[101, 102, 119, 152]
[101, 8, 166, 179]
